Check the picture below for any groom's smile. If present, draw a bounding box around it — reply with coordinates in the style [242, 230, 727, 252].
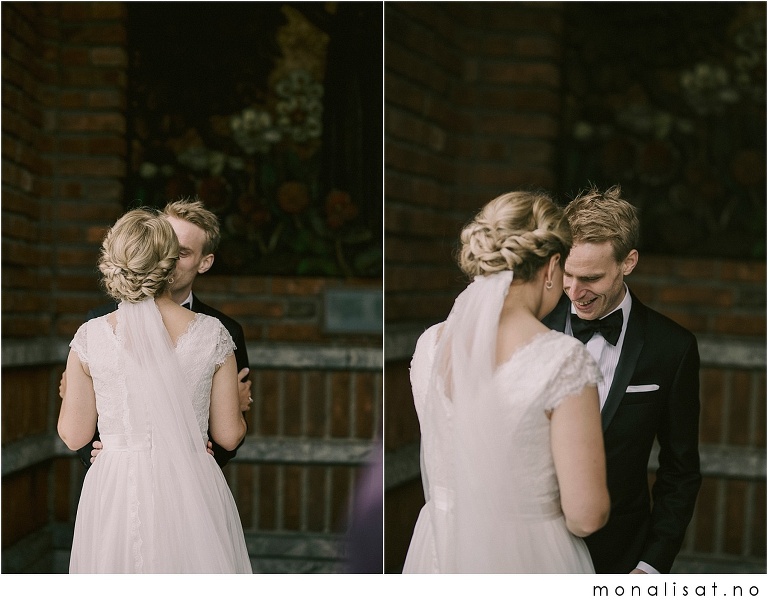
[563, 241, 635, 321]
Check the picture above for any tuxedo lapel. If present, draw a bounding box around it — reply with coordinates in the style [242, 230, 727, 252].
[600, 292, 646, 431]
[542, 294, 570, 331]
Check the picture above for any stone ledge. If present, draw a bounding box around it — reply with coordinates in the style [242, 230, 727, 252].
[385, 323, 766, 369]
[1, 337, 383, 370]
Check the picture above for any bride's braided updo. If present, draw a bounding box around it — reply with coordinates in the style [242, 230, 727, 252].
[458, 191, 572, 281]
[98, 208, 180, 302]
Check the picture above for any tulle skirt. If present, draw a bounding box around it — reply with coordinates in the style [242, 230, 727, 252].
[69, 445, 251, 573]
[403, 501, 594, 574]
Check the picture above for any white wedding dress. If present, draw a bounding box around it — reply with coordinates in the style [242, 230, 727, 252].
[403, 273, 601, 573]
[68, 300, 252, 573]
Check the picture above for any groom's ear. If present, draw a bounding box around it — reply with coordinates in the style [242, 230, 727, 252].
[622, 250, 638, 276]
[198, 253, 214, 275]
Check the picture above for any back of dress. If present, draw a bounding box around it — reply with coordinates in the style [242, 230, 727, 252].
[404, 273, 600, 573]
[73, 312, 233, 445]
[68, 299, 251, 573]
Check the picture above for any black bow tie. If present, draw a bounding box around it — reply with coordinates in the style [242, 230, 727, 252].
[571, 309, 623, 346]
[182, 302, 191, 310]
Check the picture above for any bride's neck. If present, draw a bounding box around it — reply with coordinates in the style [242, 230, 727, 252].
[500, 279, 544, 321]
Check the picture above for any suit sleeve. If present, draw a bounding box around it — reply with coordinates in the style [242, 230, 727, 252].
[642, 335, 702, 572]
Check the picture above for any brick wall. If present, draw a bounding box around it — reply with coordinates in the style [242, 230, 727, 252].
[2, 0, 129, 559]
[385, 1, 565, 327]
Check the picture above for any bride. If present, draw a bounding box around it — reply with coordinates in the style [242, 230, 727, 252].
[403, 191, 610, 573]
[58, 208, 251, 573]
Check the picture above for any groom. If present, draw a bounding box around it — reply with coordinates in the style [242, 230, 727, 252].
[543, 185, 701, 574]
[67, 198, 252, 469]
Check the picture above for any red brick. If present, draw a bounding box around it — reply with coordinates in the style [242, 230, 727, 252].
[387, 266, 465, 292]
[57, 247, 99, 267]
[1, 191, 40, 218]
[384, 71, 426, 114]
[1, 213, 38, 242]
[59, 47, 89, 66]
[2, 162, 35, 193]
[3, 267, 51, 290]
[52, 272, 102, 293]
[57, 201, 122, 221]
[1, 240, 49, 266]
[649, 309, 708, 334]
[59, 67, 127, 88]
[82, 180, 124, 203]
[57, 157, 126, 178]
[2, 315, 52, 337]
[657, 286, 734, 308]
[385, 236, 454, 266]
[92, 3, 128, 19]
[675, 258, 722, 280]
[478, 62, 560, 88]
[62, 24, 127, 45]
[89, 47, 127, 67]
[271, 277, 328, 296]
[385, 292, 457, 323]
[267, 323, 323, 342]
[218, 300, 284, 319]
[720, 260, 766, 283]
[55, 295, 105, 315]
[88, 90, 125, 109]
[229, 278, 272, 295]
[633, 255, 677, 276]
[56, 317, 86, 338]
[86, 226, 109, 243]
[712, 315, 766, 337]
[57, 112, 126, 133]
[699, 368, 725, 444]
[475, 113, 559, 138]
[385, 204, 463, 239]
[241, 324, 265, 341]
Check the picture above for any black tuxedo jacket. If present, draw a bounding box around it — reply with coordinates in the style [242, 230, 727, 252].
[543, 291, 701, 573]
[76, 293, 250, 469]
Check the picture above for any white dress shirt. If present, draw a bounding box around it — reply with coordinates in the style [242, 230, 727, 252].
[565, 285, 632, 410]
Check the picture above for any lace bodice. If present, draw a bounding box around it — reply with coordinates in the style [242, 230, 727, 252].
[71, 312, 235, 442]
[410, 326, 601, 512]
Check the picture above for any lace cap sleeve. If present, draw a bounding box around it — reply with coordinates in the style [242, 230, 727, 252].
[213, 320, 236, 369]
[546, 338, 602, 412]
[70, 322, 89, 365]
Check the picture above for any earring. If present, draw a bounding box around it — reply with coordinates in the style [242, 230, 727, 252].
[168, 277, 174, 284]
[545, 280, 553, 289]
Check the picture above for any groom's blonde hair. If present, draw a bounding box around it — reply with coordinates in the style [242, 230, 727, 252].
[458, 190, 572, 281]
[565, 185, 639, 262]
[163, 197, 221, 255]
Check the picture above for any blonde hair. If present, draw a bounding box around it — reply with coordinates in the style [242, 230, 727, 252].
[99, 208, 179, 302]
[565, 185, 639, 262]
[163, 197, 221, 255]
[458, 191, 572, 281]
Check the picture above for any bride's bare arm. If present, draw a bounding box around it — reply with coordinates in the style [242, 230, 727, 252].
[550, 384, 610, 537]
[209, 354, 247, 451]
[58, 350, 98, 451]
